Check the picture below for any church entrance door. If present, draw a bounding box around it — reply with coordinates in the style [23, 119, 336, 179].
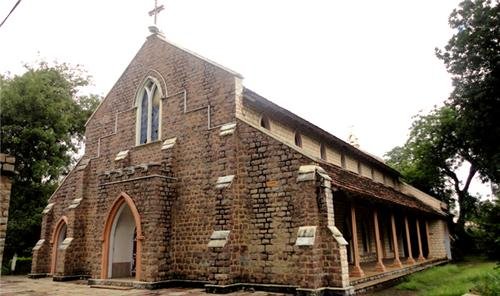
[50, 217, 68, 275]
[108, 204, 136, 278]
[101, 193, 143, 280]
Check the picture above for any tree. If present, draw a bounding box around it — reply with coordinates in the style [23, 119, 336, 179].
[0, 62, 100, 261]
[436, 0, 500, 183]
[386, 0, 499, 257]
[471, 195, 500, 260]
[385, 106, 476, 227]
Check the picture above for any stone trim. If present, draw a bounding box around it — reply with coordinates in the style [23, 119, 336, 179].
[207, 230, 230, 248]
[75, 158, 90, 171]
[297, 165, 331, 182]
[32, 239, 45, 251]
[215, 175, 235, 189]
[42, 203, 55, 214]
[295, 226, 316, 246]
[328, 226, 348, 246]
[114, 150, 129, 161]
[161, 137, 177, 150]
[60, 237, 74, 250]
[219, 123, 237, 136]
[68, 198, 83, 209]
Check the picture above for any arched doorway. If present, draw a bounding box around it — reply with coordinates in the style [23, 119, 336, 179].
[101, 193, 142, 280]
[108, 204, 136, 278]
[50, 216, 68, 275]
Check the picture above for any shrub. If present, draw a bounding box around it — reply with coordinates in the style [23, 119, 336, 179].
[7, 257, 32, 275]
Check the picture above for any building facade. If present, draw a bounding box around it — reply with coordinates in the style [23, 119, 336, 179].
[31, 31, 451, 295]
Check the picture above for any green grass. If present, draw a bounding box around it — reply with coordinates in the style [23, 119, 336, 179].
[396, 257, 498, 296]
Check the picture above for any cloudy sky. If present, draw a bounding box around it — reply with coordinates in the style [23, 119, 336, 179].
[0, 0, 490, 197]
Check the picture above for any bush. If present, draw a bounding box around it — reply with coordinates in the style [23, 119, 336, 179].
[6, 257, 32, 275]
[1, 264, 11, 275]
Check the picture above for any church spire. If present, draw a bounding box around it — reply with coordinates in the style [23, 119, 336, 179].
[148, 0, 165, 35]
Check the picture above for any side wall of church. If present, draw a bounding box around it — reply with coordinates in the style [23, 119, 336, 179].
[219, 120, 349, 289]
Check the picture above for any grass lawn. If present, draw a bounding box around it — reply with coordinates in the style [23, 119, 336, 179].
[370, 257, 499, 296]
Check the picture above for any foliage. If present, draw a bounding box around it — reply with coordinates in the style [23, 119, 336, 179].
[472, 265, 500, 296]
[396, 257, 496, 296]
[435, 0, 500, 183]
[470, 196, 500, 260]
[385, 0, 499, 245]
[385, 106, 477, 227]
[0, 62, 100, 260]
[3, 257, 32, 275]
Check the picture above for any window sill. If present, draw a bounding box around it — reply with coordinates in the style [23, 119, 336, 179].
[134, 140, 162, 148]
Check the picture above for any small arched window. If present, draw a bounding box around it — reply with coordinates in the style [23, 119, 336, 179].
[260, 115, 270, 130]
[320, 143, 327, 160]
[136, 78, 162, 145]
[294, 132, 302, 147]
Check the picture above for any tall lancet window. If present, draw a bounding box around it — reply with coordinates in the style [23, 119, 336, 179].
[136, 78, 162, 145]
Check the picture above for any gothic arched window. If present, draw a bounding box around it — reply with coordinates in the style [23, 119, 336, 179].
[136, 78, 162, 145]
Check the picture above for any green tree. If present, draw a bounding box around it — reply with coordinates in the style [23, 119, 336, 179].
[386, 0, 499, 257]
[0, 62, 100, 261]
[387, 0, 499, 225]
[385, 106, 476, 227]
[436, 0, 500, 183]
[471, 195, 500, 260]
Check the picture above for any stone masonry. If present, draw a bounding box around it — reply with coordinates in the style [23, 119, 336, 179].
[0, 153, 16, 270]
[30, 30, 451, 295]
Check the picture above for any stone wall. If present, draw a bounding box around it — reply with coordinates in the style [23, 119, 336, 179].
[427, 219, 450, 259]
[32, 32, 240, 282]
[237, 103, 449, 201]
[0, 153, 15, 270]
[230, 120, 350, 289]
[30, 30, 450, 292]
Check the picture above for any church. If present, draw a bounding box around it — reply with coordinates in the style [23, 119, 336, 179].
[30, 23, 452, 295]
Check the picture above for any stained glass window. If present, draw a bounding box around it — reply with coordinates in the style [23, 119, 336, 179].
[140, 91, 149, 144]
[137, 78, 162, 145]
[151, 86, 160, 141]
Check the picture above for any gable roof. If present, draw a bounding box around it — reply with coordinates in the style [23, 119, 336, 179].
[85, 32, 242, 127]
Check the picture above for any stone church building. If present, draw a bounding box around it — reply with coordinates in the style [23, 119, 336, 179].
[30, 29, 451, 295]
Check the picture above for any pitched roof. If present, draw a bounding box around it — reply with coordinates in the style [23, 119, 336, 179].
[241, 89, 445, 216]
[322, 161, 444, 215]
[85, 33, 243, 127]
[243, 88, 401, 178]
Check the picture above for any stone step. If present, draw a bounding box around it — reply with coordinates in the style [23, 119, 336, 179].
[90, 284, 133, 290]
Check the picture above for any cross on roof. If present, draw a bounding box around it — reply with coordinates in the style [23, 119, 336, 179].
[148, 0, 165, 26]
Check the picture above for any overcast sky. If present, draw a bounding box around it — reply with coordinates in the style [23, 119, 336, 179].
[0, 0, 491, 197]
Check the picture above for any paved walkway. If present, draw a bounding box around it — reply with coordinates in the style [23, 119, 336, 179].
[0, 276, 289, 296]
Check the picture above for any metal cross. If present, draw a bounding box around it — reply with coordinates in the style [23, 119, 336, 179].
[148, 0, 165, 25]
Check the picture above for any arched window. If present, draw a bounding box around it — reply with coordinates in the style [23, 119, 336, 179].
[136, 78, 162, 145]
[260, 115, 270, 130]
[320, 143, 327, 160]
[294, 132, 302, 147]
